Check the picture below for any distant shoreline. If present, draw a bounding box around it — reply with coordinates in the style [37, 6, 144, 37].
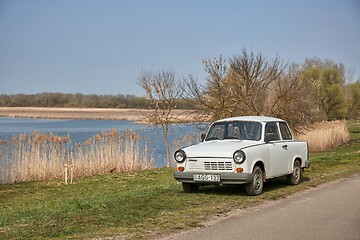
[0, 107, 197, 123]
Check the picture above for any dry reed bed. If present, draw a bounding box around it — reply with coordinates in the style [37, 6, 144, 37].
[295, 120, 350, 152]
[0, 129, 154, 184]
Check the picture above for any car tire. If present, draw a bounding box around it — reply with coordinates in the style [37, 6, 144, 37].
[182, 182, 199, 193]
[245, 166, 264, 196]
[286, 160, 301, 185]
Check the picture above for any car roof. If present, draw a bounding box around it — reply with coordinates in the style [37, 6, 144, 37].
[215, 116, 286, 123]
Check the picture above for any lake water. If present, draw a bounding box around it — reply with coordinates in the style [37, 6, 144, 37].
[0, 118, 205, 167]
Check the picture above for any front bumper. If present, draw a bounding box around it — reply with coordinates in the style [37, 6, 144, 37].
[173, 171, 253, 185]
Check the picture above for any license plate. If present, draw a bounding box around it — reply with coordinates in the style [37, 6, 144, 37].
[193, 174, 220, 182]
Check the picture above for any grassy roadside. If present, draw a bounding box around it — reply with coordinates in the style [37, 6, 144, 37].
[1, 121, 360, 239]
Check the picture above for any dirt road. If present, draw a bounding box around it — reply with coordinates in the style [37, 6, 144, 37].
[165, 174, 360, 240]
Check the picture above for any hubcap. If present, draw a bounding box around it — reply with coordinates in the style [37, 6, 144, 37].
[254, 172, 262, 190]
[294, 162, 301, 181]
[294, 167, 300, 180]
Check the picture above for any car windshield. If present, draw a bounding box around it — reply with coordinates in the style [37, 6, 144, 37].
[205, 121, 262, 141]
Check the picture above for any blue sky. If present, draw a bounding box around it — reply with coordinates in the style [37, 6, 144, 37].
[0, 0, 359, 96]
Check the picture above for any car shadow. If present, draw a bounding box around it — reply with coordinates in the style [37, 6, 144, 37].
[197, 184, 248, 196]
[194, 176, 311, 196]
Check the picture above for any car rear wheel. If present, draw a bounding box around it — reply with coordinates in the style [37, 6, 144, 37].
[245, 166, 264, 196]
[287, 160, 301, 185]
[182, 182, 199, 193]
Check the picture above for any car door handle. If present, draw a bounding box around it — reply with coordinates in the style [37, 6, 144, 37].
[282, 145, 288, 149]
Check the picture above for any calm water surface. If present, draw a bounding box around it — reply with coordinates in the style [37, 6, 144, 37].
[0, 118, 204, 167]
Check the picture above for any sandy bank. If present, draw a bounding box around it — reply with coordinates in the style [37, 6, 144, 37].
[0, 107, 197, 123]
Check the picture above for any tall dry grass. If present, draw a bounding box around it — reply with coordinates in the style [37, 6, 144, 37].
[295, 120, 350, 152]
[0, 129, 154, 184]
[0, 131, 72, 184]
[74, 129, 153, 177]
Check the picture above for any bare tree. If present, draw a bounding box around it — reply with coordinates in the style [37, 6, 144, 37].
[185, 49, 314, 128]
[185, 49, 286, 121]
[228, 48, 286, 115]
[267, 64, 314, 130]
[184, 55, 230, 122]
[138, 69, 184, 167]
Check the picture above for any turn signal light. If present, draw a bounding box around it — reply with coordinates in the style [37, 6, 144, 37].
[236, 167, 243, 173]
[178, 167, 185, 171]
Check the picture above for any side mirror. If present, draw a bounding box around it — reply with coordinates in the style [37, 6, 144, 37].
[201, 133, 206, 142]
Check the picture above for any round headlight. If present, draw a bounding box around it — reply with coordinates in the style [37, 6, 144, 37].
[233, 150, 246, 163]
[174, 150, 186, 163]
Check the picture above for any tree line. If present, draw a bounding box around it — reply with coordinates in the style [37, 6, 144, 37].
[0, 93, 195, 109]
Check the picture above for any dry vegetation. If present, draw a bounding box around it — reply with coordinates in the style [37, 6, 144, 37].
[0, 129, 154, 184]
[295, 120, 350, 152]
[0, 128, 201, 184]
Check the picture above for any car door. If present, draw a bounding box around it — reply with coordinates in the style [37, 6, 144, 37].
[279, 122, 294, 173]
[265, 122, 287, 177]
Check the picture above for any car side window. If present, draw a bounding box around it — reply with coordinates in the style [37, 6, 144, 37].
[265, 122, 281, 142]
[279, 122, 292, 140]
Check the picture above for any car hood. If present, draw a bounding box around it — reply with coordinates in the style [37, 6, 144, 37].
[182, 140, 259, 158]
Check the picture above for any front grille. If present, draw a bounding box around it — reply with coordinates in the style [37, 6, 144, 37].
[187, 159, 234, 172]
[204, 161, 233, 171]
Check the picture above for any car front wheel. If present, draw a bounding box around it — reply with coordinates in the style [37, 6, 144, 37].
[182, 182, 199, 193]
[245, 166, 264, 196]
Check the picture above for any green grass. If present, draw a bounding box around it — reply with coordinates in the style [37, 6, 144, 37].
[348, 120, 360, 140]
[1, 121, 360, 239]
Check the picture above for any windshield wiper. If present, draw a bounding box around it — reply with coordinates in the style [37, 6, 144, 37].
[224, 136, 242, 140]
[206, 137, 221, 141]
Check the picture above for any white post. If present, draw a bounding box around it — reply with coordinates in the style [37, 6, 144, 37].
[70, 165, 73, 184]
[64, 164, 68, 184]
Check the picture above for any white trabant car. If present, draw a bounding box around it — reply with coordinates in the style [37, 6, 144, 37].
[173, 116, 310, 195]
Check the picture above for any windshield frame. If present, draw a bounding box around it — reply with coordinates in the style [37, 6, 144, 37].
[205, 121, 262, 142]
